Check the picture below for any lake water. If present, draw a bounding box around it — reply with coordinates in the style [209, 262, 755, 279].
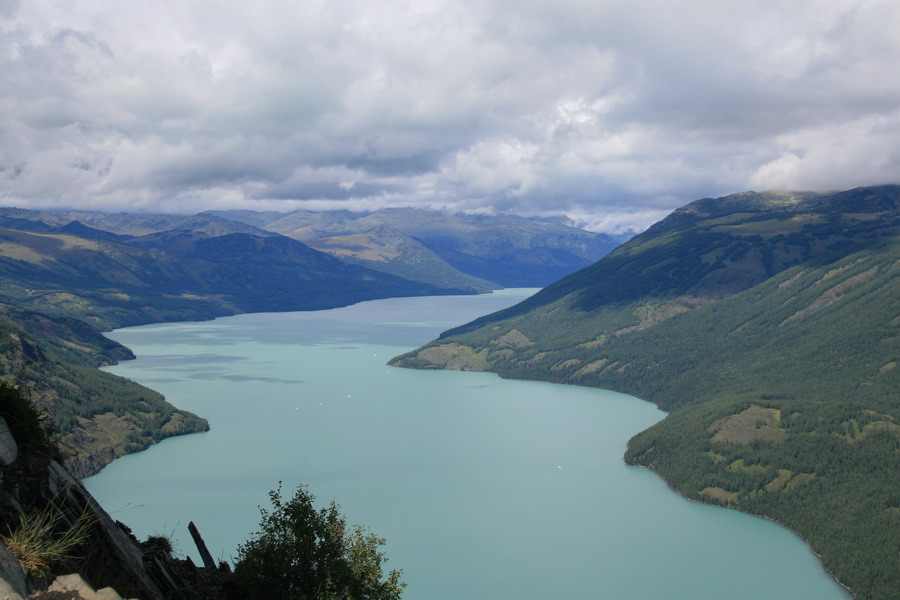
[84, 290, 850, 600]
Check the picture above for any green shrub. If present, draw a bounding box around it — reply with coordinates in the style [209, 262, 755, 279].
[232, 485, 404, 600]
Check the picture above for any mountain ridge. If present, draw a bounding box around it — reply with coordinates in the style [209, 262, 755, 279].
[210, 206, 620, 287]
[0, 226, 451, 330]
[1, 205, 620, 292]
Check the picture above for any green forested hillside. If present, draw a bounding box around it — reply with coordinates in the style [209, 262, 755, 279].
[0, 304, 208, 477]
[391, 185, 900, 600]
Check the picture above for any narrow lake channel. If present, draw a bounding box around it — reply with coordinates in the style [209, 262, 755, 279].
[85, 289, 850, 599]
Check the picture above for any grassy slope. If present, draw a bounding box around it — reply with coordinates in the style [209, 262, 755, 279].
[391, 186, 900, 600]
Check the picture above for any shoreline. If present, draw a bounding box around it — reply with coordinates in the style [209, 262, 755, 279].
[625, 460, 856, 598]
[94, 297, 859, 600]
[400, 364, 860, 599]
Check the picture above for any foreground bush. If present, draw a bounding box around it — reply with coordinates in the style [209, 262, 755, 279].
[231, 485, 405, 600]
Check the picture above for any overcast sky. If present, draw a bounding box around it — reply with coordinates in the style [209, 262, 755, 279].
[1, 0, 898, 232]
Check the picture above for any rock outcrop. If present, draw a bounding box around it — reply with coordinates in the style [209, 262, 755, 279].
[1, 400, 229, 600]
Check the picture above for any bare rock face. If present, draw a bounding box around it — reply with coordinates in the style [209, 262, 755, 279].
[45, 462, 164, 600]
[2, 457, 229, 600]
[40, 573, 132, 600]
[0, 578, 25, 600]
[1, 387, 226, 599]
[0, 542, 28, 599]
[0, 417, 17, 466]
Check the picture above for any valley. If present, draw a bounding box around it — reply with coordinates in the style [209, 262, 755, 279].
[0, 206, 615, 476]
[0, 187, 897, 598]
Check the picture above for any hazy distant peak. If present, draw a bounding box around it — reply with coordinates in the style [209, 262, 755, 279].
[52, 220, 133, 242]
[170, 214, 276, 237]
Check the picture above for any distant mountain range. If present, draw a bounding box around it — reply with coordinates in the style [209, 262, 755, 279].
[207, 207, 619, 289]
[0, 207, 619, 301]
[391, 185, 900, 600]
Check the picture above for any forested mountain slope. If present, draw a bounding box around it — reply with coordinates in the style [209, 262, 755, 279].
[0, 226, 448, 330]
[391, 185, 900, 600]
[0, 303, 208, 477]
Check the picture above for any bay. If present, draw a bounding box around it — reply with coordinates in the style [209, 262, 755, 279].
[85, 289, 849, 599]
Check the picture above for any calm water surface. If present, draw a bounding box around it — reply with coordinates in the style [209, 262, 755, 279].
[85, 290, 849, 600]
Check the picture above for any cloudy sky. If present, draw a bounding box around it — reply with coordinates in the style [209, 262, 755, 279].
[1, 0, 898, 232]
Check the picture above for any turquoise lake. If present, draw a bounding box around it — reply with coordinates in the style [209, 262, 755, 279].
[84, 289, 850, 599]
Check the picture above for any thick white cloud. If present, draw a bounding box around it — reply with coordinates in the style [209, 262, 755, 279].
[1, 0, 898, 230]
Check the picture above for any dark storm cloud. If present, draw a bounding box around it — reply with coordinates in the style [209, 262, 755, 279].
[1, 0, 898, 231]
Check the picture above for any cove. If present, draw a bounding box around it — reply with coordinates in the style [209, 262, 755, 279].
[84, 290, 850, 600]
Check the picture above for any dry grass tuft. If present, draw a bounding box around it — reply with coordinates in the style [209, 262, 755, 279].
[2, 499, 95, 577]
